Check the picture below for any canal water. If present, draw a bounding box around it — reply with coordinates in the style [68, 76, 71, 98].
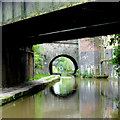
[1, 77, 120, 118]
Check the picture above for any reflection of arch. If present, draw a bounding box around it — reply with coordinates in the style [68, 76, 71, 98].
[49, 77, 78, 98]
[50, 87, 76, 98]
[49, 54, 78, 75]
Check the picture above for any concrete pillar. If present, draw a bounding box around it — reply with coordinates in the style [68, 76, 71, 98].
[100, 37, 105, 75]
[28, 51, 34, 79]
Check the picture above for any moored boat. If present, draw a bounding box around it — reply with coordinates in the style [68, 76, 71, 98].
[93, 75, 108, 79]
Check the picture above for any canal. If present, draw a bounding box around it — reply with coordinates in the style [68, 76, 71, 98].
[1, 77, 120, 118]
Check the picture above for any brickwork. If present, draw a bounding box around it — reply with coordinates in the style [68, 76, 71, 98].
[78, 36, 116, 77]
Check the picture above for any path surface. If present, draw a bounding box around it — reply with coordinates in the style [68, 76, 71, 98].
[0, 75, 60, 105]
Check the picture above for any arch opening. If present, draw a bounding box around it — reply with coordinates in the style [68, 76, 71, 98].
[49, 54, 78, 76]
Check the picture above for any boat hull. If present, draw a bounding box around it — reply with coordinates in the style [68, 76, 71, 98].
[93, 75, 108, 79]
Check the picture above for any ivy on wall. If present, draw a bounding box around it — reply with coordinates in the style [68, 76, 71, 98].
[109, 34, 120, 73]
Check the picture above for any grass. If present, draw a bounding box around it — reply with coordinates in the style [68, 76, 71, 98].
[29, 74, 50, 81]
[46, 76, 57, 81]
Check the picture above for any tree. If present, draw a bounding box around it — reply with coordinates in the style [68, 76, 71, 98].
[57, 57, 73, 72]
[109, 34, 120, 103]
[33, 44, 45, 72]
[109, 34, 120, 73]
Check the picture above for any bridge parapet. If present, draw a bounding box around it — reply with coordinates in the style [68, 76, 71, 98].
[0, 0, 93, 25]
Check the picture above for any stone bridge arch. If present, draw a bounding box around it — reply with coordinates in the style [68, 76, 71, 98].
[38, 41, 79, 75]
[49, 54, 78, 75]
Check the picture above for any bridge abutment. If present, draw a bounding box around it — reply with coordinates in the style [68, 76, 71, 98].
[2, 44, 34, 87]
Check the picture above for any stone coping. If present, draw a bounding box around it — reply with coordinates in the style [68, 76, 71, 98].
[0, 75, 60, 106]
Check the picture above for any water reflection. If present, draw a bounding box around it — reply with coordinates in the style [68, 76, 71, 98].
[1, 77, 120, 118]
[77, 78, 119, 118]
[50, 76, 77, 97]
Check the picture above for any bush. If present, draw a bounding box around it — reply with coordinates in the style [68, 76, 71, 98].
[82, 69, 93, 78]
[87, 72, 93, 78]
[82, 70, 88, 78]
[33, 44, 45, 74]
[75, 69, 81, 76]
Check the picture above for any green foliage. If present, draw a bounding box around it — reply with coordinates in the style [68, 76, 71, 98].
[82, 70, 88, 78]
[56, 57, 73, 72]
[111, 46, 120, 73]
[109, 34, 120, 73]
[114, 97, 120, 109]
[12, 96, 15, 100]
[29, 74, 50, 81]
[35, 74, 49, 80]
[58, 77, 73, 95]
[33, 44, 45, 72]
[82, 69, 93, 78]
[46, 76, 57, 81]
[52, 57, 74, 76]
[52, 66, 58, 73]
[109, 34, 120, 45]
[61, 71, 67, 76]
[114, 97, 119, 104]
[87, 72, 93, 78]
[75, 69, 81, 76]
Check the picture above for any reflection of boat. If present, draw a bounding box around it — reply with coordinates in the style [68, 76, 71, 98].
[93, 75, 108, 79]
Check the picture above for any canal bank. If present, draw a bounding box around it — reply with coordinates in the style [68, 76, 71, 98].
[0, 75, 60, 105]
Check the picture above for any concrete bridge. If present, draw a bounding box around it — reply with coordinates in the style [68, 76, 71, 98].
[1, 2, 120, 89]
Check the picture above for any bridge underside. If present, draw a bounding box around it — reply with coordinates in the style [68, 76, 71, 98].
[2, 2, 120, 87]
[3, 2, 120, 45]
